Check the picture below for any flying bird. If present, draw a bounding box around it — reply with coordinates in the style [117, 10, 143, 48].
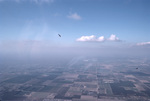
[58, 34, 61, 37]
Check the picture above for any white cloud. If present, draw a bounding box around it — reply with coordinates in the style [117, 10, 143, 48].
[68, 13, 81, 20]
[97, 36, 105, 42]
[76, 35, 105, 42]
[108, 34, 120, 41]
[76, 35, 96, 42]
[77, 34, 122, 42]
[137, 42, 150, 46]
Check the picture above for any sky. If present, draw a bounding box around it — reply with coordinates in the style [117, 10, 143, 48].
[0, 0, 150, 57]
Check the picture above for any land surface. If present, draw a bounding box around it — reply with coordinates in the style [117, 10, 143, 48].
[0, 56, 150, 101]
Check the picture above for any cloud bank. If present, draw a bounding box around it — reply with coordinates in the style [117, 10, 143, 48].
[137, 42, 150, 46]
[68, 13, 81, 20]
[76, 34, 120, 42]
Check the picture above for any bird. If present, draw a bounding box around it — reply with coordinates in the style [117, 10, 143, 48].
[58, 34, 61, 37]
[136, 67, 138, 69]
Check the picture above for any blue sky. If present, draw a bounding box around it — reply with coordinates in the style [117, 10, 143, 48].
[0, 0, 150, 47]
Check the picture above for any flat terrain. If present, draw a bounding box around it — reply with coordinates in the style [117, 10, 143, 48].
[0, 57, 150, 101]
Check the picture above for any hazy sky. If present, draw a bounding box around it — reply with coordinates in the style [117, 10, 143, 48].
[0, 0, 150, 56]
